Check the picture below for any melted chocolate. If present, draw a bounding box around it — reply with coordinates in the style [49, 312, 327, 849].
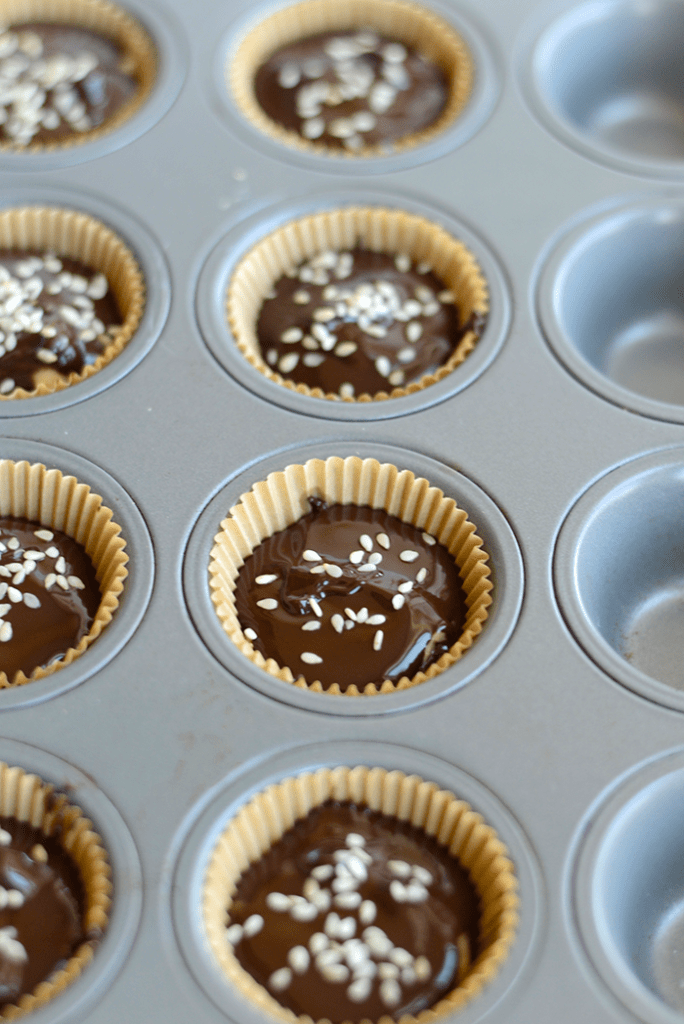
[0, 251, 121, 394]
[0, 517, 101, 681]
[229, 802, 480, 1023]
[0, 24, 139, 148]
[0, 815, 89, 1007]
[234, 500, 466, 692]
[257, 248, 482, 399]
[254, 30, 448, 152]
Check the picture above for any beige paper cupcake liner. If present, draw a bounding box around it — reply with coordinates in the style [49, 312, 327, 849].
[0, 760, 111, 1020]
[0, 205, 145, 399]
[204, 765, 519, 1024]
[209, 455, 492, 696]
[0, 458, 128, 687]
[228, 206, 489, 404]
[229, 0, 473, 159]
[0, 0, 157, 153]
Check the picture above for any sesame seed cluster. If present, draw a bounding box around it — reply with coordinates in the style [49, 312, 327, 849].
[0, 816, 86, 1006]
[235, 501, 466, 692]
[257, 247, 466, 399]
[0, 23, 138, 148]
[0, 249, 121, 395]
[0, 517, 100, 682]
[254, 29, 448, 152]
[228, 802, 480, 1023]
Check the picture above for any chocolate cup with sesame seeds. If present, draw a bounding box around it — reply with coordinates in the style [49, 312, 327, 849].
[0, 759, 111, 1020]
[0, 0, 156, 153]
[229, 0, 473, 159]
[0, 458, 128, 688]
[203, 765, 519, 1023]
[227, 206, 488, 404]
[0, 205, 144, 400]
[208, 455, 492, 696]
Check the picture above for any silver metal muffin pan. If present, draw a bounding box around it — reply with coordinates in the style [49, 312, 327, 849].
[2, 0, 684, 1020]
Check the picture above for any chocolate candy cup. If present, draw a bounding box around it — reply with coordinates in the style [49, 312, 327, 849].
[209, 455, 492, 696]
[203, 765, 518, 1023]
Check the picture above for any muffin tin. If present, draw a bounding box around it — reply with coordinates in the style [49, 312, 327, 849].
[1, 0, 684, 1020]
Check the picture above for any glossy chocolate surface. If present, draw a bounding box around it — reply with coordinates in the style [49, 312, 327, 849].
[229, 801, 480, 1023]
[257, 247, 481, 399]
[0, 517, 101, 681]
[0, 815, 88, 1007]
[0, 23, 139, 148]
[0, 250, 121, 394]
[234, 500, 466, 692]
[254, 30, 448, 152]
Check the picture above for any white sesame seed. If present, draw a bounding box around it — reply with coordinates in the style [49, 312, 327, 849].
[288, 945, 310, 973]
[332, 874, 357, 893]
[395, 254, 411, 273]
[303, 352, 325, 367]
[349, 550, 364, 564]
[255, 573, 278, 584]
[389, 859, 412, 877]
[279, 352, 300, 374]
[303, 549, 321, 561]
[320, 962, 350, 983]
[368, 551, 382, 564]
[0, 830, 10, 847]
[293, 289, 310, 304]
[331, 614, 344, 634]
[405, 881, 429, 902]
[334, 340, 357, 357]
[390, 947, 414, 968]
[347, 977, 372, 1002]
[256, 598, 278, 610]
[356, 606, 369, 623]
[309, 596, 322, 617]
[269, 967, 292, 991]
[383, 42, 407, 63]
[226, 923, 243, 945]
[380, 978, 402, 1007]
[310, 931, 329, 954]
[375, 355, 391, 378]
[414, 955, 431, 980]
[244, 627, 257, 641]
[339, 382, 355, 399]
[278, 62, 300, 88]
[363, 927, 393, 956]
[376, 533, 390, 549]
[301, 651, 323, 665]
[335, 891, 362, 909]
[392, 594, 405, 610]
[373, 629, 384, 651]
[407, 320, 423, 342]
[417, 567, 428, 583]
[378, 962, 399, 979]
[398, 347, 415, 363]
[7, 539, 19, 551]
[412, 865, 433, 885]
[291, 900, 319, 921]
[302, 620, 321, 631]
[46, 546, 59, 557]
[280, 326, 303, 343]
[390, 879, 407, 902]
[266, 892, 293, 911]
[358, 563, 375, 572]
[367, 614, 386, 625]
[359, 900, 376, 925]
[325, 563, 343, 578]
[398, 581, 413, 593]
[0, 622, 12, 642]
[243, 914, 264, 937]
[344, 607, 357, 621]
[388, 369, 405, 387]
[400, 549, 419, 562]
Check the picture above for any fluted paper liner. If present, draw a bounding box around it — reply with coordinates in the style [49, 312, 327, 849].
[228, 206, 488, 403]
[209, 456, 492, 695]
[204, 766, 519, 1023]
[0, 759, 111, 1021]
[0, 205, 145, 399]
[229, 0, 473, 158]
[0, 459, 128, 687]
[0, 0, 157, 153]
